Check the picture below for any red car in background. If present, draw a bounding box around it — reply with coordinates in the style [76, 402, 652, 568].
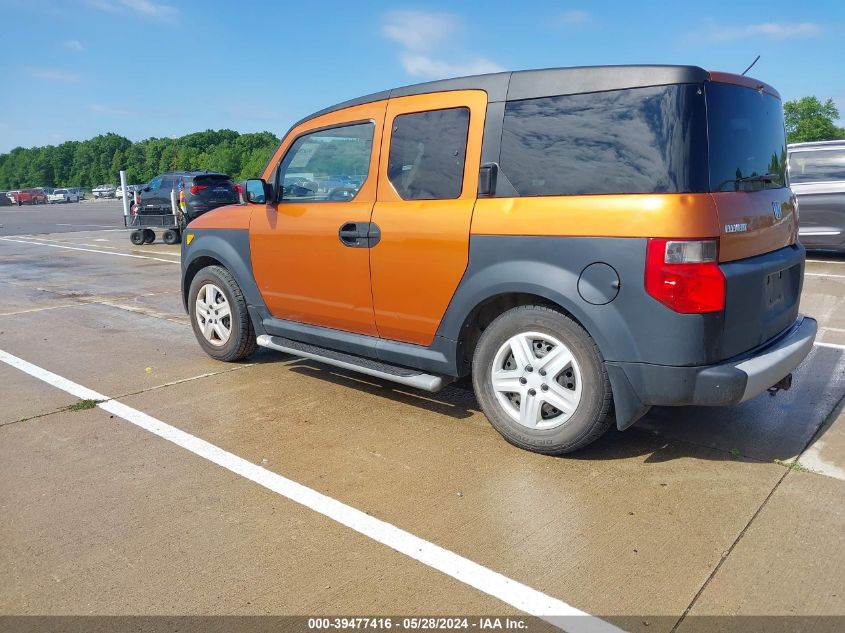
[7, 189, 47, 205]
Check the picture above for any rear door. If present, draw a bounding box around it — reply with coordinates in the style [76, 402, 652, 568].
[705, 81, 797, 262]
[369, 90, 487, 345]
[142, 176, 163, 213]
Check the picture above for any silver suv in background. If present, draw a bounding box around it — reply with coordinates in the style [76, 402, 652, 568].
[788, 140, 845, 252]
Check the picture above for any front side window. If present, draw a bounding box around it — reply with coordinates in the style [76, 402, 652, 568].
[499, 85, 708, 196]
[277, 122, 374, 203]
[788, 149, 845, 183]
[387, 107, 470, 200]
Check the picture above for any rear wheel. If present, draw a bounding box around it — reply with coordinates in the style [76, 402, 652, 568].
[471, 305, 614, 455]
[129, 230, 144, 245]
[142, 229, 155, 244]
[188, 265, 257, 362]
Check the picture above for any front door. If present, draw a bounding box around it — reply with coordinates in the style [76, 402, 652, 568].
[249, 101, 387, 336]
[370, 90, 487, 345]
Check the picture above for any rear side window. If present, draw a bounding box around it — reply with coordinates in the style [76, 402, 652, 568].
[277, 122, 374, 202]
[499, 85, 708, 196]
[789, 149, 845, 183]
[387, 107, 470, 200]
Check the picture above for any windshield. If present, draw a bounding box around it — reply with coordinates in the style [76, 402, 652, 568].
[706, 82, 787, 192]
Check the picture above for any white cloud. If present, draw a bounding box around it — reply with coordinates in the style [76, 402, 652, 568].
[701, 21, 822, 42]
[381, 10, 503, 79]
[87, 104, 136, 116]
[61, 39, 84, 51]
[400, 53, 504, 78]
[382, 10, 457, 52]
[84, 0, 178, 18]
[28, 67, 79, 82]
[555, 9, 589, 26]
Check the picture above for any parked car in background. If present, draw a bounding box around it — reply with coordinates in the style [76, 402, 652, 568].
[68, 187, 84, 200]
[48, 188, 80, 203]
[788, 140, 845, 252]
[136, 171, 238, 221]
[7, 190, 34, 205]
[0, 191, 11, 206]
[30, 189, 48, 204]
[92, 184, 116, 198]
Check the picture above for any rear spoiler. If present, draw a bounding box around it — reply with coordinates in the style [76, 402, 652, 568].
[707, 71, 780, 99]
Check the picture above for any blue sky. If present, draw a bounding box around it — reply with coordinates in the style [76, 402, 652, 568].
[0, 0, 843, 153]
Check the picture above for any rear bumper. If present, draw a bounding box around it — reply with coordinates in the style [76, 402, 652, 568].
[608, 315, 817, 414]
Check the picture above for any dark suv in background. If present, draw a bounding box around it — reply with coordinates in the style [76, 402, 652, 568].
[135, 171, 239, 221]
[788, 140, 845, 252]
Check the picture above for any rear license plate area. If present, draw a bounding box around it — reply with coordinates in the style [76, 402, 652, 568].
[765, 266, 796, 308]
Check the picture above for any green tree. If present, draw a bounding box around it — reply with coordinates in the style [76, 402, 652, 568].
[0, 129, 280, 190]
[784, 96, 845, 143]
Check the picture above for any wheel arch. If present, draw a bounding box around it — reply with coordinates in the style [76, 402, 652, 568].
[437, 260, 648, 430]
[181, 230, 264, 313]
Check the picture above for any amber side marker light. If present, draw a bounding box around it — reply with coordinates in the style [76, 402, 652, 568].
[185, 233, 194, 245]
[644, 238, 725, 313]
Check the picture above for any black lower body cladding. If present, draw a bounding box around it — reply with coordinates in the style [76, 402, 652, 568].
[438, 236, 814, 428]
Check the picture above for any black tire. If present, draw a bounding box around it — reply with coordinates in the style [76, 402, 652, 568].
[188, 265, 257, 362]
[130, 230, 145, 245]
[471, 305, 614, 455]
[162, 228, 180, 245]
[142, 229, 155, 244]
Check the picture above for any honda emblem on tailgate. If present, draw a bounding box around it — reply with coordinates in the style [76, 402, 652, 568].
[772, 201, 783, 220]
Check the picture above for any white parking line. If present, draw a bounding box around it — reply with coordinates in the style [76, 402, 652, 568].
[55, 223, 121, 229]
[805, 272, 845, 279]
[815, 341, 845, 351]
[17, 235, 175, 257]
[0, 237, 180, 264]
[0, 347, 621, 633]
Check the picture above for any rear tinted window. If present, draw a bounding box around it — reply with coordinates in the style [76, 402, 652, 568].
[193, 174, 233, 186]
[499, 84, 708, 196]
[706, 83, 787, 192]
[788, 149, 845, 183]
[387, 107, 470, 200]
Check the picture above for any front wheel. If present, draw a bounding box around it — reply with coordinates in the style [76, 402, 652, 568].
[188, 265, 257, 362]
[472, 305, 614, 455]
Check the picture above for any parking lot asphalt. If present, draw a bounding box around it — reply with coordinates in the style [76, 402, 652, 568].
[0, 198, 127, 236]
[1, 204, 844, 632]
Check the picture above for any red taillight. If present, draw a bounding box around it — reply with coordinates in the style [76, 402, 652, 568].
[189, 185, 207, 195]
[235, 184, 242, 194]
[645, 238, 725, 313]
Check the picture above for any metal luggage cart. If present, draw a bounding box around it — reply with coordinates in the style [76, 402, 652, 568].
[125, 211, 184, 245]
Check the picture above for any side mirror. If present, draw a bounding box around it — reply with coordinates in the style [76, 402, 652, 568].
[244, 178, 273, 204]
[143, 186, 151, 192]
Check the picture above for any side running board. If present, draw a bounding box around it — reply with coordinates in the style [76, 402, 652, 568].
[256, 335, 447, 393]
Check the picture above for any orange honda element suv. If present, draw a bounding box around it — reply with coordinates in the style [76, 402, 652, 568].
[182, 65, 817, 454]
